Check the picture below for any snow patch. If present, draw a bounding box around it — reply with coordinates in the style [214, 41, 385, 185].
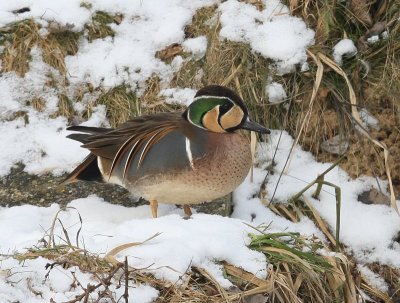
[367, 35, 379, 44]
[64, 1, 216, 88]
[182, 36, 208, 60]
[333, 38, 357, 65]
[0, 0, 91, 30]
[0, 257, 158, 303]
[357, 265, 389, 293]
[266, 82, 287, 103]
[219, 0, 315, 74]
[0, 196, 267, 288]
[159, 87, 197, 107]
[359, 108, 380, 130]
[234, 131, 400, 268]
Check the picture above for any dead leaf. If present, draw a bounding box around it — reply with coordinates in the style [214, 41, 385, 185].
[155, 43, 183, 61]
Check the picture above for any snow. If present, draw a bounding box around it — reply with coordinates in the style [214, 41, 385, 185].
[266, 82, 287, 103]
[367, 35, 379, 44]
[359, 108, 380, 130]
[0, 0, 399, 301]
[0, 48, 105, 177]
[333, 38, 357, 65]
[0, 0, 91, 30]
[234, 131, 400, 268]
[159, 87, 197, 107]
[0, 196, 267, 300]
[182, 36, 208, 60]
[357, 264, 389, 293]
[0, 257, 159, 303]
[64, 0, 216, 89]
[219, 0, 315, 74]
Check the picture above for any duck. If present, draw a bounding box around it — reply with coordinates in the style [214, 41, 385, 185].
[64, 85, 269, 218]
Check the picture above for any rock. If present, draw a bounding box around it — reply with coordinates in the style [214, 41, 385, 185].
[358, 188, 390, 206]
[321, 135, 349, 155]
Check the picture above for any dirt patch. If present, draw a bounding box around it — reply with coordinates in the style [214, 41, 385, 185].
[0, 163, 228, 215]
[314, 107, 400, 197]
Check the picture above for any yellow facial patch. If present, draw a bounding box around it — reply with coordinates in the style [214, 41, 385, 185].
[219, 105, 244, 130]
[202, 106, 225, 133]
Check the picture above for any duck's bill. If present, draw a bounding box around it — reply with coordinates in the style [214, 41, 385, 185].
[241, 119, 270, 134]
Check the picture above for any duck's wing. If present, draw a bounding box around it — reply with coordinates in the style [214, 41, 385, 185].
[65, 112, 187, 181]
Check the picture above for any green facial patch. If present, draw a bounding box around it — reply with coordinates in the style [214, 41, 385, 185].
[187, 97, 231, 128]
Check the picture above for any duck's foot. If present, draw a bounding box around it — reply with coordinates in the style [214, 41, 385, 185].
[150, 200, 158, 218]
[182, 205, 192, 219]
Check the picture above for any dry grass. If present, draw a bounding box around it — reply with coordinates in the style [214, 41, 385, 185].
[28, 97, 46, 112]
[275, 0, 400, 198]
[139, 75, 183, 114]
[47, 31, 81, 56]
[1, 2, 399, 301]
[184, 5, 219, 38]
[88, 85, 139, 127]
[0, 19, 81, 76]
[267, 196, 399, 303]
[86, 11, 119, 42]
[55, 93, 75, 119]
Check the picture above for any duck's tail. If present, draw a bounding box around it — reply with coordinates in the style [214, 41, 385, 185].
[61, 126, 111, 185]
[61, 153, 104, 185]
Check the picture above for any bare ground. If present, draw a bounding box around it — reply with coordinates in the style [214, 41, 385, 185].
[0, 163, 228, 215]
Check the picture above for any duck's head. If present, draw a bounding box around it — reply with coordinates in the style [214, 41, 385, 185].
[183, 85, 270, 134]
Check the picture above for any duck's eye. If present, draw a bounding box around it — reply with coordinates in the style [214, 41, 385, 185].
[219, 102, 232, 115]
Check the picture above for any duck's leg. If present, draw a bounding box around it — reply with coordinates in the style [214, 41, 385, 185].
[183, 205, 192, 217]
[150, 200, 158, 218]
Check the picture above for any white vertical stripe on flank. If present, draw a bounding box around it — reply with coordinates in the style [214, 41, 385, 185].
[185, 137, 195, 170]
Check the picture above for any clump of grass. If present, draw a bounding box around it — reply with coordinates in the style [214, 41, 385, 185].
[184, 5, 218, 38]
[80, 1, 92, 10]
[249, 232, 331, 271]
[27, 97, 46, 112]
[89, 84, 139, 127]
[1, 19, 39, 75]
[248, 232, 350, 303]
[0, 19, 81, 76]
[86, 11, 118, 42]
[55, 93, 75, 119]
[265, 183, 398, 302]
[47, 31, 81, 56]
[139, 75, 184, 115]
[171, 59, 205, 89]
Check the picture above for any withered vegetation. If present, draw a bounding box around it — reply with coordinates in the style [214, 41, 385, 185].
[1, 1, 399, 301]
